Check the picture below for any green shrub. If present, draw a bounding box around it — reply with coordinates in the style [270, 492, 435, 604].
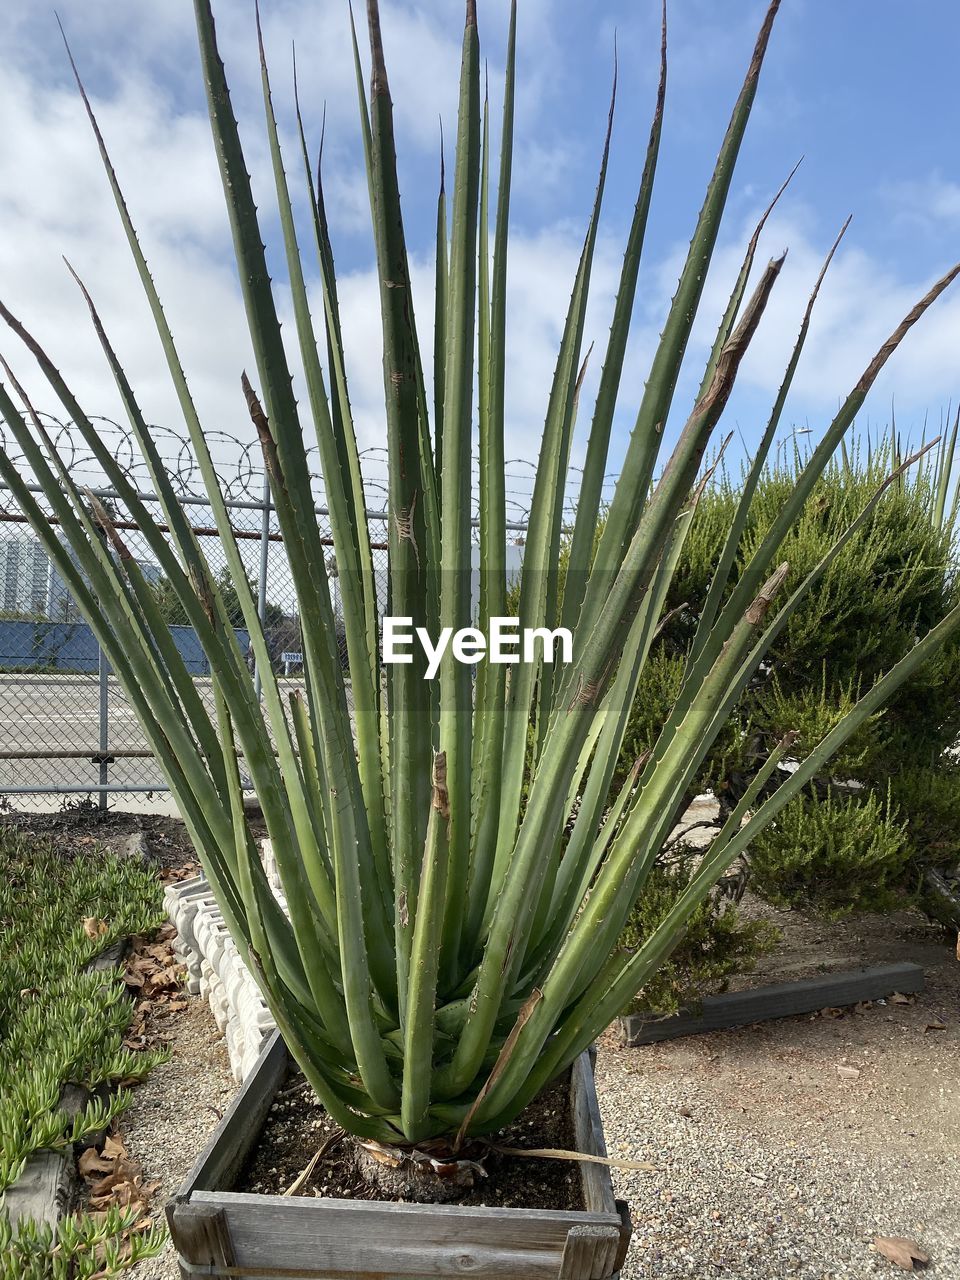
[889, 764, 960, 871]
[613, 446, 960, 917]
[611, 648, 686, 796]
[0, 827, 167, 1276]
[619, 853, 778, 1016]
[744, 669, 884, 780]
[747, 786, 911, 916]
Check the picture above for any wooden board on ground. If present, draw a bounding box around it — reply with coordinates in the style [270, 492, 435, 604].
[620, 961, 925, 1047]
[167, 1033, 630, 1280]
[5, 1150, 73, 1232]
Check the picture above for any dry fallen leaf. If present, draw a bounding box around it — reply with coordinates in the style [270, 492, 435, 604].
[78, 1148, 115, 1178]
[924, 1020, 947, 1033]
[821, 1006, 845, 1019]
[79, 1130, 159, 1223]
[836, 1064, 860, 1081]
[873, 1235, 930, 1270]
[890, 991, 914, 1006]
[82, 917, 108, 939]
[102, 1134, 127, 1160]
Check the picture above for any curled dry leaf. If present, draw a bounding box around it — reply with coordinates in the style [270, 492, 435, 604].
[890, 991, 914, 1006]
[122, 932, 186, 1052]
[873, 1235, 930, 1270]
[924, 1020, 947, 1032]
[358, 1138, 487, 1182]
[78, 1129, 159, 1223]
[102, 1133, 128, 1160]
[78, 1148, 116, 1178]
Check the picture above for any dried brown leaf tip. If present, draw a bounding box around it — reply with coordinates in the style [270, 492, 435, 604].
[747, 0, 781, 81]
[242, 371, 283, 489]
[241, 371, 270, 441]
[366, 0, 389, 96]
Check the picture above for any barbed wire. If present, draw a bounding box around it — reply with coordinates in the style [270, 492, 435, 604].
[0, 413, 619, 528]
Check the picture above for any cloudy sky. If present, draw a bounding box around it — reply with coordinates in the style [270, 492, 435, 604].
[1, 0, 959, 513]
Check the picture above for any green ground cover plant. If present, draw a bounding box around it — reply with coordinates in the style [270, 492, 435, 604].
[0, 827, 166, 1278]
[3, 0, 960, 1154]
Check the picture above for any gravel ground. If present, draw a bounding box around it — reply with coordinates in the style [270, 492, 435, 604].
[123, 1000, 235, 1280]
[598, 909, 959, 1279]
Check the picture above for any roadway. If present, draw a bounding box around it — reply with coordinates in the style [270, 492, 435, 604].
[0, 673, 327, 814]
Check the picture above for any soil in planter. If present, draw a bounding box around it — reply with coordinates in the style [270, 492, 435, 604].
[236, 1067, 586, 1211]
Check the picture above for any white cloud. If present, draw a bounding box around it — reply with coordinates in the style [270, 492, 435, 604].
[0, 0, 957, 522]
[883, 175, 960, 234]
[698, 206, 960, 425]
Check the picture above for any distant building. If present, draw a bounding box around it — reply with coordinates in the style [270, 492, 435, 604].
[0, 533, 161, 622]
[0, 538, 50, 617]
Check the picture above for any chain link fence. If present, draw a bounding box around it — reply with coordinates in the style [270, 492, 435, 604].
[0, 414, 546, 811]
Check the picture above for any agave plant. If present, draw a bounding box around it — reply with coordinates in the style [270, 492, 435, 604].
[1, 0, 958, 1151]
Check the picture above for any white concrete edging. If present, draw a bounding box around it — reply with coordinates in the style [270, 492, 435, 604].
[164, 842, 285, 1082]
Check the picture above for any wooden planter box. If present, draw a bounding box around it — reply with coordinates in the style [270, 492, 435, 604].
[167, 1032, 631, 1280]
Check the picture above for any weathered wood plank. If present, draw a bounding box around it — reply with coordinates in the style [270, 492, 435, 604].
[591, 1226, 621, 1280]
[558, 1224, 620, 1280]
[178, 1030, 287, 1197]
[569, 1053, 615, 1216]
[621, 961, 925, 1046]
[188, 1190, 621, 1278]
[86, 936, 131, 973]
[169, 1202, 235, 1275]
[4, 1150, 73, 1232]
[613, 1200, 632, 1274]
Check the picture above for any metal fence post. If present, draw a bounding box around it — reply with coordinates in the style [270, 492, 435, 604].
[254, 473, 271, 702]
[98, 641, 109, 810]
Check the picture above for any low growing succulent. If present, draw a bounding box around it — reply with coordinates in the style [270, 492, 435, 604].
[0, 829, 166, 1276]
